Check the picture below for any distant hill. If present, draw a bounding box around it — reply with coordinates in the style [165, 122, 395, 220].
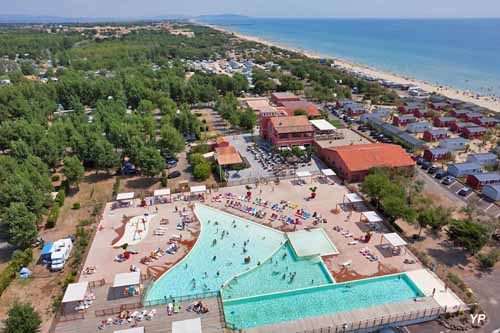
[0, 14, 192, 24]
[195, 14, 250, 21]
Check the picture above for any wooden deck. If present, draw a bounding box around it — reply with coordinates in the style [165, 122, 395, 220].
[243, 297, 440, 333]
[54, 297, 225, 333]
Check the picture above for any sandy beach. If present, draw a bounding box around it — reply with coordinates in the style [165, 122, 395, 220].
[196, 22, 500, 113]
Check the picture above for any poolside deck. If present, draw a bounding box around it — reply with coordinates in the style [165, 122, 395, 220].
[54, 296, 225, 333]
[242, 297, 440, 333]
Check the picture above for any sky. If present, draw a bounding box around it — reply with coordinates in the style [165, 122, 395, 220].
[4, 0, 500, 19]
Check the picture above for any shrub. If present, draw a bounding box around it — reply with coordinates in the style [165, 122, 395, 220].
[4, 301, 41, 333]
[72, 202, 80, 210]
[46, 202, 60, 228]
[161, 170, 168, 187]
[112, 177, 120, 197]
[477, 249, 499, 269]
[55, 189, 65, 206]
[193, 161, 211, 181]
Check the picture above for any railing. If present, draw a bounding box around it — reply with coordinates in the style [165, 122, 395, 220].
[55, 310, 85, 323]
[294, 305, 468, 333]
[142, 290, 220, 307]
[88, 278, 106, 288]
[94, 302, 143, 317]
[226, 170, 322, 187]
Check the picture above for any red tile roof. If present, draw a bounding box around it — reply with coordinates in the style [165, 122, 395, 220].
[279, 101, 321, 117]
[328, 143, 415, 172]
[269, 116, 314, 134]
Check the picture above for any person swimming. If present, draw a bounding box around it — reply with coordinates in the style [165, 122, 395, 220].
[204, 272, 208, 278]
[212, 239, 217, 246]
[232, 243, 236, 247]
[282, 273, 286, 280]
[216, 271, 220, 277]
[212, 255, 217, 261]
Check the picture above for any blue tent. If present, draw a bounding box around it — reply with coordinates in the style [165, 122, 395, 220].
[40, 242, 53, 261]
[19, 267, 32, 279]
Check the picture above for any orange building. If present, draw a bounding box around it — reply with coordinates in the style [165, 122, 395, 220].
[318, 143, 415, 182]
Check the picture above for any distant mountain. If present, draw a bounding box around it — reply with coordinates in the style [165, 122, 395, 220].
[0, 14, 192, 24]
[195, 14, 250, 21]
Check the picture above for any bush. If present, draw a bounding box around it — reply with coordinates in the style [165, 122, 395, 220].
[112, 177, 120, 197]
[4, 301, 41, 333]
[193, 161, 211, 181]
[477, 249, 499, 269]
[55, 189, 65, 206]
[212, 164, 226, 182]
[46, 202, 60, 228]
[161, 170, 168, 187]
[72, 202, 81, 210]
[189, 153, 205, 166]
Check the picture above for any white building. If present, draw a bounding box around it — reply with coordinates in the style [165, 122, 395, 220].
[482, 184, 500, 201]
[406, 121, 432, 133]
[466, 153, 498, 167]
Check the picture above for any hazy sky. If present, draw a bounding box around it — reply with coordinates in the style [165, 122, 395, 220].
[4, 0, 500, 18]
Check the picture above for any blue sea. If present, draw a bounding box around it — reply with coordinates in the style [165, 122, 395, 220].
[198, 17, 500, 96]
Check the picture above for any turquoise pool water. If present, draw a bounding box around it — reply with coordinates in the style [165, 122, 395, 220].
[145, 204, 285, 301]
[222, 243, 333, 300]
[223, 274, 424, 330]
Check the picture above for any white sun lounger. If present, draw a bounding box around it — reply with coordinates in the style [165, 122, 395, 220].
[341, 260, 352, 267]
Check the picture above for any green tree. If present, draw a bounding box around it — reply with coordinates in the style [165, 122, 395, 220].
[159, 124, 185, 156]
[239, 108, 257, 130]
[447, 220, 489, 255]
[135, 146, 164, 177]
[63, 156, 85, 190]
[1, 202, 38, 248]
[4, 301, 41, 333]
[193, 161, 211, 181]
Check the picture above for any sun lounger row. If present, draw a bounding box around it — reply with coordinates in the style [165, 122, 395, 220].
[360, 247, 379, 261]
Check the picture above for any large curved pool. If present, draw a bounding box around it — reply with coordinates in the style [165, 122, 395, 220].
[145, 204, 286, 301]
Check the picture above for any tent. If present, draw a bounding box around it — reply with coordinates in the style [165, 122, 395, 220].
[114, 328, 145, 333]
[153, 188, 171, 204]
[62, 282, 89, 314]
[40, 242, 53, 263]
[115, 192, 135, 208]
[19, 267, 32, 279]
[380, 233, 408, 255]
[360, 211, 383, 223]
[112, 271, 140, 299]
[190, 185, 206, 193]
[320, 168, 336, 184]
[172, 318, 202, 333]
[296, 170, 312, 184]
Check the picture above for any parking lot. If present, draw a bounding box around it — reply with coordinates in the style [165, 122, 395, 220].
[417, 167, 500, 218]
[226, 134, 326, 184]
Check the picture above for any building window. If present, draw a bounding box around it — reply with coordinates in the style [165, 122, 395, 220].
[304, 132, 313, 137]
[279, 133, 288, 139]
[292, 132, 301, 138]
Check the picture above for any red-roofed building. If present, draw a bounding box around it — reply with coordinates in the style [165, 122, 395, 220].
[393, 115, 416, 126]
[414, 109, 431, 118]
[266, 116, 315, 148]
[433, 116, 456, 128]
[423, 129, 449, 142]
[462, 126, 487, 139]
[473, 117, 499, 128]
[271, 92, 300, 104]
[319, 143, 415, 182]
[278, 100, 321, 117]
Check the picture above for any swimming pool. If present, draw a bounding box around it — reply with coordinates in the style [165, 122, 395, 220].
[222, 242, 333, 300]
[223, 274, 425, 330]
[145, 204, 286, 301]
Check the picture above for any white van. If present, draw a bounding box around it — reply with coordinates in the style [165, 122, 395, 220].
[50, 238, 73, 271]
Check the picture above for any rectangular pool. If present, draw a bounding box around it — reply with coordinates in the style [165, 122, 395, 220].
[223, 273, 424, 330]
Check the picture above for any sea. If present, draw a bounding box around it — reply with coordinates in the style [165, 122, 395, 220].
[198, 17, 500, 97]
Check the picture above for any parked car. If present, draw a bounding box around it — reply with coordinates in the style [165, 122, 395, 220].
[381, 137, 393, 144]
[166, 160, 178, 169]
[435, 170, 447, 179]
[427, 165, 438, 174]
[416, 157, 425, 165]
[458, 187, 473, 197]
[441, 176, 455, 185]
[167, 171, 181, 179]
[421, 160, 432, 170]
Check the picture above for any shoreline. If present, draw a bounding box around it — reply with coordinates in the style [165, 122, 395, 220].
[194, 21, 500, 113]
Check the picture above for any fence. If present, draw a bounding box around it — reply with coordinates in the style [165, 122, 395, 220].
[94, 302, 143, 317]
[291, 305, 468, 333]
[226, 170, 322, 187]
[142, 290, 220, 307]
[88, 278, 106, 288]
[55, 310, 85, 323]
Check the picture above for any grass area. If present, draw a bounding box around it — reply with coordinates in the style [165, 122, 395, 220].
[329, 119, 344, 128]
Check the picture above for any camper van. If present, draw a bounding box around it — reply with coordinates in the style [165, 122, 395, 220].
[50, 238, 73, 271]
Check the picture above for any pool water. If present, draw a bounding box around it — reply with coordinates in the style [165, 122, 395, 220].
[223, 274, 425, 330]
[145, 204, 286, 301]
[222, 243, 333, 300]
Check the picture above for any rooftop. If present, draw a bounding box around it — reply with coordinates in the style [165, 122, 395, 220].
[469, 172, 500, 181]
[327, 143, 415, 172]
[449, 162, 481, 170]
[279, 100, 321, 117]
[468, 152, 498, 161]
[269, 116, 314, 134]
[310, 119, 336, 131]
[271, 92, 299, 100]
[215, 146, 243, 166]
